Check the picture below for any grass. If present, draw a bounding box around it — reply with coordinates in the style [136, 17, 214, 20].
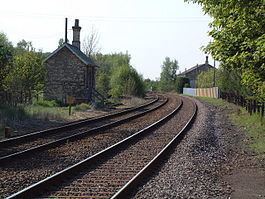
[198, 97, 265, 154]
[0, 100, 84, 137]
[74, 103, 91, 111]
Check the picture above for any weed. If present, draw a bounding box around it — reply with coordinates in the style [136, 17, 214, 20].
[198, 97, 265, 154]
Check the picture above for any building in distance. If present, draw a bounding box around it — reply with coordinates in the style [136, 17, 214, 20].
[43, 19, 98, 104]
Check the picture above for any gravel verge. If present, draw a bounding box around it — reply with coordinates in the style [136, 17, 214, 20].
[132, 97, 264, 199]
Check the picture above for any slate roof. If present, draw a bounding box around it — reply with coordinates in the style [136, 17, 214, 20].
[44, 43, 98, 67]
[178, 63, 214, 76]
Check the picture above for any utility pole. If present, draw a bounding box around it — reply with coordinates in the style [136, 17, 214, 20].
[65, 18, 68, 43]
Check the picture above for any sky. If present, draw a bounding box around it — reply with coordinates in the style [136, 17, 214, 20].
[0, 0, 215, 80]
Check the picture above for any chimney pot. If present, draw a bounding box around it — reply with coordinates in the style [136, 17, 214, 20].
[205, 56, 209, 64]
[72, 19, 81, 49]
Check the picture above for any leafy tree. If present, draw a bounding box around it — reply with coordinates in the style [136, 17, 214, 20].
[159, 57, 179, 91]
[110, 65, 145, 98]
[94, 52, 132, 97]
[0, 32, 13, 90]
[175, 77, 190, 93]
[197, 69, 216, 88]
[16, 39, 34, 54]
[185, 0, 265, 100]
[4, 51, 45, 103]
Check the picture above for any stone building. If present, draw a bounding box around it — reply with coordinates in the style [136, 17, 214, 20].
[178, 56, 214, 88]
[44, 19, 97, 103]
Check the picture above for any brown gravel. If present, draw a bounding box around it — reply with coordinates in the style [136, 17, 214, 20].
[0, 94, 180, 198]
[131, 97, 265, 199]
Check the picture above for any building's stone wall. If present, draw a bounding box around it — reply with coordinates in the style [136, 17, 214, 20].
[44, 47, 93, 103]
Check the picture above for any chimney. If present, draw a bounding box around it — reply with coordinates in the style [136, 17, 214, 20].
[205, 56, 209, 64]
[72, 19, 81, 49]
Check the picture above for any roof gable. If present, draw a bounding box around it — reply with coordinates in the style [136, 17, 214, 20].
[43, 43, 98, 67]
[179, 63, 214, 76]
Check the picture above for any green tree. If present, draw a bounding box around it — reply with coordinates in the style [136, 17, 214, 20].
[0, 32, 13, 90]
[185, 0, 265, 100]
[4, 51, 45, 102]
[94, 52, 132, 97]
[110, 65, 145, 98]
[16, 39, 34, 54]
[159, 57, 179, 91]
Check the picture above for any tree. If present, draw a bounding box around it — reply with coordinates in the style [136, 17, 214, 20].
[110, 65, 145, 97]
[0, 32, 13, 90]
[94, 52, 132, 97]
[185, 0, 265, 100]
[16, 39, 34, 54]
[58, 38, 65, 47]
[159, 57, 179, 91]
[4, 51, 45, 103]
[82, 26, 100, 57]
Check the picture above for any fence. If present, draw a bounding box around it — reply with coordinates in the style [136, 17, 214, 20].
[220, 92, 265, 118]
[183, 87, 219, 98]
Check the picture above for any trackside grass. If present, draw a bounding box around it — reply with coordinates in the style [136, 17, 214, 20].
[198, 97, 265, 155]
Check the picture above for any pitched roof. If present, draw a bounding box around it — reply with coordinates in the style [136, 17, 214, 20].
[179, 63, 214, 76]
[43, 43, 98, 67]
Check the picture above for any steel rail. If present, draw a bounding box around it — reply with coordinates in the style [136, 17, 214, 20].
[0, 95, 159, 148]
[0, 97, 167, 164]
[111, 98, 197, 199]
[6, 98, 182, 199]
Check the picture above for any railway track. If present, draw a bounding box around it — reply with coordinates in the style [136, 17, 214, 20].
[0, 95, 164, 162]
[4, 95, 197, 199]
[1, 94, 180, 198]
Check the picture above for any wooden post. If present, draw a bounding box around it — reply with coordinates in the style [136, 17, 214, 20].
[4, 127, 12, 138]
[69, 104, 72, 116]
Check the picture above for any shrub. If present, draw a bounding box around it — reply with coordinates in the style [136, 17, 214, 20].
[33, 99, 58, 107]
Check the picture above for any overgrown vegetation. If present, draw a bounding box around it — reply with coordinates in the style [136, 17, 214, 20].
[185, 0, 265, 101]
[94, 52, 145, 98]
[0, 35, 46, 103]
[199, 97, 265, 154]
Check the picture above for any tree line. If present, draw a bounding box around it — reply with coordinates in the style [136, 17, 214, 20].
[0, 32, 145, 106]
[185, 0, 264, 101]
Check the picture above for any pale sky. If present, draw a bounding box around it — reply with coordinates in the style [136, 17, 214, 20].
[0, 0, 215, 80]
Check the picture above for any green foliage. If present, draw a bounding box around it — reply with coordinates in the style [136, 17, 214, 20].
[0, 32, 14, 90]
[4, 50, 45, 99]
[197, 69, 216, 88]
[185, 0, 265, 100]
[33, 99, 58, 107]
[144, 79, 159, 91]
[15, 39, 34, 54]
[199, 97, 265, 154]
[159, 57, 179, 91]
[94, 52, 145, 98]
[74, 103, 91, 111]
[175, 77, 190, 93]
[196, 66, 250, 96]
[110, 65, 145, 98]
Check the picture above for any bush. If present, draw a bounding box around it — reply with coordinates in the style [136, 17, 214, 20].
[110, 65, 145, 98]
[74, 103, 91, 111]
[175, 77, 190, 93]
[33, 99, 58, 107]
